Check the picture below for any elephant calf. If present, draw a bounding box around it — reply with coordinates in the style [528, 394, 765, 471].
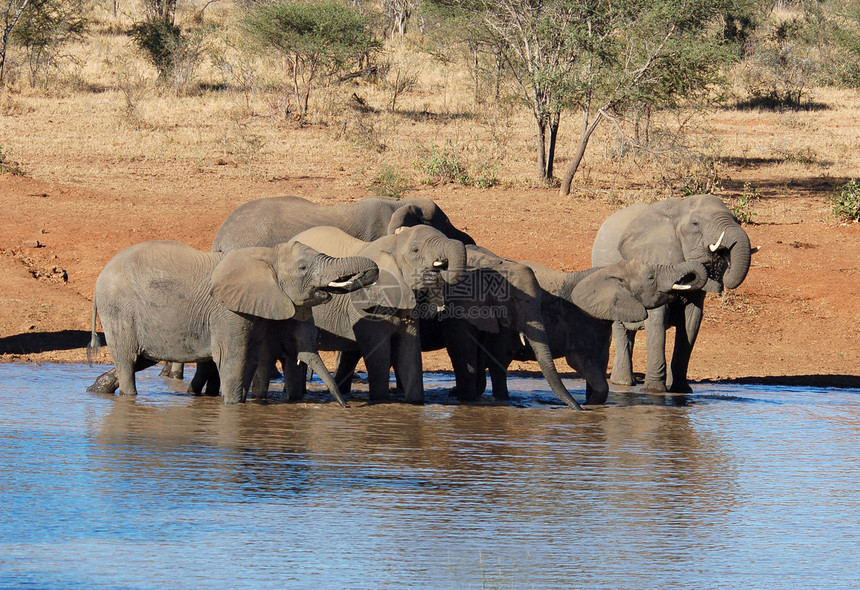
[87, 240, 378, 404]
[475, 258, 708, 405]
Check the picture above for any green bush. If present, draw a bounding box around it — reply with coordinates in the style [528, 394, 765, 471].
[417, 145, 472, 185]
[371, 165, 410, 199]
[729, 182, 760, 224]
[830, 179, 860, 222]
[130, 20, 183, 79]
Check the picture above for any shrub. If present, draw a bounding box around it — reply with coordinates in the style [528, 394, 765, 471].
[417, 145, 472, 185]
[830, 179, 860, 222]
[371, 165, 410, 199]
[130, 20, 183, 80]
[0, 145, 24, 175]
[729, 182, 760, 224]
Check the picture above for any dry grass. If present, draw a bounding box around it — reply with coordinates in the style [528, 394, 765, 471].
[2, 3, 859, 208]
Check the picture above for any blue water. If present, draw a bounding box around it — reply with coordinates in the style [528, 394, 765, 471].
[1, 363, 859, 589]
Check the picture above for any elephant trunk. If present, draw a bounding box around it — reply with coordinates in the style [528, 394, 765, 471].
[318, 255, 379, 291]
[524, 329, 582, 411]
[656, 261, 709, 293]
[717, 222, 752, 290]
[440, 239, 467, 284]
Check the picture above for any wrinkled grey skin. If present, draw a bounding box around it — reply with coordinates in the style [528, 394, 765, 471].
[418, 245, 584, 410]
[289, 225, 467, 404]
[86, 240, 378, 405]
[591, 194, 753, 393]
[477, 258, 709, 405]
[161, 194, 474, 381]
[212, 195, 475, 252]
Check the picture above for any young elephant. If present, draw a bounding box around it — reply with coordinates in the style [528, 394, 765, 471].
[475, 258, 708, 405]
[86, 240, 378, 404]
[418, 246, 584, 410]
[288, 225, 467, 403]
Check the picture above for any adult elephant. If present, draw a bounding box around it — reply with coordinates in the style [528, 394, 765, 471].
[418, 246, 585, 410]
[286, 224, 467, 404]
[160, 194, 474, 382]
[86, 240, 378, 404]
[212, 195, 475, 251]
[591, 193, 754, 393]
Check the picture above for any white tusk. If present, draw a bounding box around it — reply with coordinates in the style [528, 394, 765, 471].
[327, 280, 353, 288]
[394, 226, 404, 235]
[751, 245, 761, 254]
[519, 332, 527, 347]
[708, 230, 726, 252]
[672, 283, 692, 291]
[436, 304, 446, 313]
[432, 260, 446, 267]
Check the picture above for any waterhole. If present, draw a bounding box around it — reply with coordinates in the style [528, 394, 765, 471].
[1, 363, 858, 588]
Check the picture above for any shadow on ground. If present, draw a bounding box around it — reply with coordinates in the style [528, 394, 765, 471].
[0, 330, 96, 355]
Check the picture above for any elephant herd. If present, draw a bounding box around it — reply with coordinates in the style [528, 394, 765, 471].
[87, 194, 753, 410]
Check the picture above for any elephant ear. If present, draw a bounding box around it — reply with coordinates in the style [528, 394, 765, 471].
[570, 267, 647, 323]
[351, 252, 416, 311]
[386, 204, 423, 234]
[211, 248, 297, 320]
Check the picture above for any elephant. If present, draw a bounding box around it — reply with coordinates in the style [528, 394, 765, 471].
[86, 240, 378, 404]
[285, 224, 467, 404]
[417, 245, 585, 410]
[448, 257, 708, 405]
[591, 193, 754, 393]
[160, 194, 474, 382]
[211, 195, 475, 252]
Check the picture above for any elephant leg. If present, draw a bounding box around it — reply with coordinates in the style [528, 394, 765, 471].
[444, 321, 480, 401]
[334, 349, 362, 397]
[485, 343, 510, 401]
[362, 338, 393, 402]
[279, 354, 303, 401]
[159, 361, 184, 380]
[609, 320, 637, 386]
[87, 367, 119, 394]
[643, 306, 669, 393]
[116, 356, 158, 397]
[394, 324, 424, 404]
[668, 298, 704, 393]
[189, 360, 219, 396]
[299, 351, 348, 407]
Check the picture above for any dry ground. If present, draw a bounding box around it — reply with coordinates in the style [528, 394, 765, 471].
[1, 34, 859, 389]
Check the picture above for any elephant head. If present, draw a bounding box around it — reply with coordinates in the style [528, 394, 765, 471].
[387, 197, 476, 245]
[354, 225, 467, 311]
[617, 194, 752, 293]
[210, 242, 379, 320]
[570, 259, 709, 323]
[456, 247, 584, 410]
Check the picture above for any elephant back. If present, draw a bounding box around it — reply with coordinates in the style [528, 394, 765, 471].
[289, 226, 370, 258]
[591, 202, 649, 267]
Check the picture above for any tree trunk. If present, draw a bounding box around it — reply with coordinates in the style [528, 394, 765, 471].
[535, 115, 548, 181]
[559, 108, 604, 197]
[545, 112, 560, 180]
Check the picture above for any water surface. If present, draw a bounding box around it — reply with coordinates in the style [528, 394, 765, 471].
[1, 363, 859, 588]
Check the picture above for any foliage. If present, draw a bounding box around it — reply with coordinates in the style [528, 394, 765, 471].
[679, 157, 722, 197]
[10, 0, 86, 87]
[830, 1, 860, 88]
[739, 13, 823, 108]
[829, 179, 860, 222]
[435, 0, 750, 192]
[729, 182, 760, 224]
[417, 145, 471, 185]
[130, 20, 183, 80]
[242, 0, 381, 119]
[371, 165, 411, 198]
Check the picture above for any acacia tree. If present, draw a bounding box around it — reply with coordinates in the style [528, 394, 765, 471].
[449, 0, 747, 191]
[243, 0, 380, 120]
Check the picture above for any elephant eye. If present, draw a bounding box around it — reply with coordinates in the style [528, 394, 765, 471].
[298, 264, 308, 271]
[411, 246, 420, 253]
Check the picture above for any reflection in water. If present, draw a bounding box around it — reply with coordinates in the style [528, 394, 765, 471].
[0, 365, 859, 588]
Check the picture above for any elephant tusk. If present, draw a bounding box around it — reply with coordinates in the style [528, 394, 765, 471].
[519, 332, 527, 347]
[751, 245, 761, 254]
[432, 260, 447, 268]
[672, 283, 693, 290]
[708, 230, 726, 252]
[436, 304, 445, 313]
[327, 280, 353, 288]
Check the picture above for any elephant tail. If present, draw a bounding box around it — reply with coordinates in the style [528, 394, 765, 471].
[86, 295, 101, 367]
